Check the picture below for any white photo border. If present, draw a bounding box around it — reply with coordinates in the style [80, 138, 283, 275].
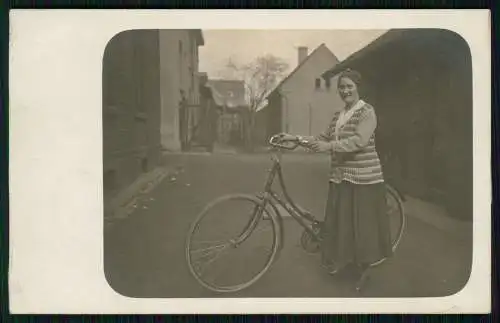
[8, 9, 491, 314]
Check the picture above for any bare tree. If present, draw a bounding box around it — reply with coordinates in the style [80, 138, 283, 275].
[222, 54, 289, 151]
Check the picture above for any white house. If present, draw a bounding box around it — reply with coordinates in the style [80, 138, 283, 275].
[255, 44, 344, 143]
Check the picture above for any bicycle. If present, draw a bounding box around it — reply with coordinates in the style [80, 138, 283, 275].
[185, 134, 406, 294]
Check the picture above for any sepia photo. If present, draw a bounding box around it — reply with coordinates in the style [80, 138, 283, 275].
[9, 10, 491, 313]
[103, 28, 472, 298]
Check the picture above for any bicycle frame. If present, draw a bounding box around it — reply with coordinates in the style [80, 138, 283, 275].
[269, 151, 321, 229]
[237, 135, 406, 247]
[232, 149, 321, 249]
[187, 134, 406, 294]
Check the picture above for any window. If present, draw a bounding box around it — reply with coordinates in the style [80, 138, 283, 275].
[325, 77, 331, 90]
[189, 66, 194, 94]
[315, 78, 321, 90]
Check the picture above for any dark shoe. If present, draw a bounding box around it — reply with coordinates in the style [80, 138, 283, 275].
[331, 263, 362, 281]
[355, 270, 371, 292]
[327, 267, 345, 276]
[322, 263, 350, 278]
[348, 264, 371, 290]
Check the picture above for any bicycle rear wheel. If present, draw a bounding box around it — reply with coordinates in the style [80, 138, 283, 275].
[186, 194, 281, 293]
[369, 184, 406, 267]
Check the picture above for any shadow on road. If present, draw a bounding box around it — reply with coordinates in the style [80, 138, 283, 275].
[104, 153, 472, 298]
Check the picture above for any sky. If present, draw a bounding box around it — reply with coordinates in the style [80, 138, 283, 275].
[198, 30, 388, 78]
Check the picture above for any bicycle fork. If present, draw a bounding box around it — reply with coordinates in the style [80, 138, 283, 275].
[229, 159, 282, 247]
[230, 196, 270, 247]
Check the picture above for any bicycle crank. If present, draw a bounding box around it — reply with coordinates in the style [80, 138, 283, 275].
[300, 229, 321, 254]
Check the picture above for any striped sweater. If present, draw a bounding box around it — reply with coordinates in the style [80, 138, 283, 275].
[315, 101, 384, 185]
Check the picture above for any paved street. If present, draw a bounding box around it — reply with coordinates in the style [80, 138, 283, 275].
[104, 152, 472, 298]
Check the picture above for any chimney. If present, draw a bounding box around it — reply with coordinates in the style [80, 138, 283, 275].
[199, 72, 208, 86]
[298, 46, 308, 65]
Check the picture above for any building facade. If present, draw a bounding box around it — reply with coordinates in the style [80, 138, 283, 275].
[322, 29, 473, 220]
[103, 29, 204, 201]
[256, 44, 344, 144]
[195, 72, 219, 151]
[159, 30, 205, 151]
[206, 79, 249, 146]
[103, 30, 162, 197]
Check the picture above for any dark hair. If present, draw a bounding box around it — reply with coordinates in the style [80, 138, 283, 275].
[337, 68, 362, 88]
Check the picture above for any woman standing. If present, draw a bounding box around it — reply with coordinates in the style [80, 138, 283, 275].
[279, 69, 392, 281]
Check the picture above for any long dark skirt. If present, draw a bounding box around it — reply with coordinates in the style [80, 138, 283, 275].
[321, 181, 393, 270]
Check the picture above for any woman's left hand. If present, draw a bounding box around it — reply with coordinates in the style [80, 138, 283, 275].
[309, 140, 332, 153]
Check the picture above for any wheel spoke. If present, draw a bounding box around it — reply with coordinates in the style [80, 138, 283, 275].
[191, 239, 230, 247]
[191, 244, 231, 275]
[190, 242, 228, 256]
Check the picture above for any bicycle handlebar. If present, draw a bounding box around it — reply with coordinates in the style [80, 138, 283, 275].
[268, 134, 311, 150]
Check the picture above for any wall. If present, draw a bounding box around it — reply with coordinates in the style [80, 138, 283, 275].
[217, 111, 244, 145]
[280, 46, 344, 137]
[103, 30, 162, 197]
[254, 93, 282, 145]
[158, 30, 202, 151]
[196, 83, 218, 149]
[103, 29, 204, 201]
[338, 30, 472, 219]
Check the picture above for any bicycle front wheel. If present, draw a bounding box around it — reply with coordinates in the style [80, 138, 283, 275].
[186, 194, 281, 293]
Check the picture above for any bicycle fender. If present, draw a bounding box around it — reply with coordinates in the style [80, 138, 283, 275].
[265, 202, 285, 255]
[255, 193, 285, 256]
[386, 183, 406, 202]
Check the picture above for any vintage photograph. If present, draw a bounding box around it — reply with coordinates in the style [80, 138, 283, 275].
[102, 28, 473, 298]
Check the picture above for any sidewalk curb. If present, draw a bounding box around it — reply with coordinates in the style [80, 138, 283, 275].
[104, 165, 178, 223]
[275, 195, 472, 242]
[403, 197, 472, 242]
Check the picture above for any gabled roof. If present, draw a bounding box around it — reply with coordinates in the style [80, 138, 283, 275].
[192, 29, 205, 46]
[321, 29, 471, 80]
[270, 43, 338, 96]
[255, 43, 338, 112]
[198, 72, 208, 85]
[321, 29, 417, 79]
[206, 79, 248, 108]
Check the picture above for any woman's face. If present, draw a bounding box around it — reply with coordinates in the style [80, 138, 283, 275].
[338, 77, 359, 105]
